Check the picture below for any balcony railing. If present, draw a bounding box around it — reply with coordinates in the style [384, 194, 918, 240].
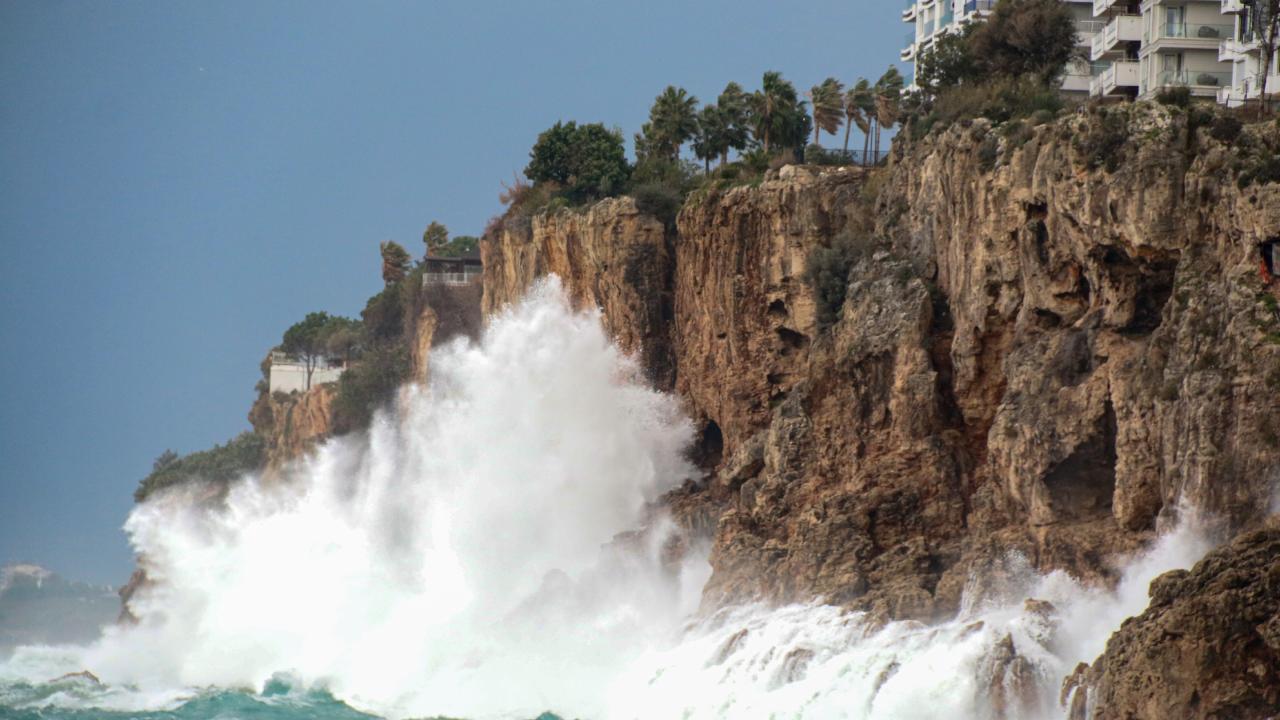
[1092, 0, 1119, 18]
[1091, 60, 1140, 96]
[423, 272, 480, 287]
[1077, 19, 1106, 35]
[1158, 22, 1234, 41]
[1156, 69, 1233, 87]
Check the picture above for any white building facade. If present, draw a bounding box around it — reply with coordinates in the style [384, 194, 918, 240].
[900, 0, 1277, 105]
[900, 0, 1104, 95]
[268, 351, 345, 394]
[1217, 1, 1280, 106]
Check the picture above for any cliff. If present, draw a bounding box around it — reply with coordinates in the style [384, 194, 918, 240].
[248, 384, 337, 474]
[1064, 524, 1280, 719]
[483, 197, 676, 388]
[481, 102, 1280, 627]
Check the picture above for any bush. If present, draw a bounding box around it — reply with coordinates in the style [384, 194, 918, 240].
[135, 432, 266, 502]
[978, 134, 1000, 172]
[1237, 153, 1280, 188]
[631, 182, 684, 228]
[923, 77, 1065, 133]
[1156, 86, 1193, 108]
[1210, 114, 1244, 144]
[332, 345, 411, 434]
[1077, 108, 1129, 172]
[805, 230, 877, 329]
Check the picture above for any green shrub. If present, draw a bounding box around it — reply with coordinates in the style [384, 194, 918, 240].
[631, 182, 684, 228]
[1209, 114, 1243, 144]
[1237, 153, 1280, 188]
[1156, 86, 1192, 108]
[1077, 109, 1129, 172]
[135, 432, 266, 502]
[805, 230, 877, 329]
[978, 134, 1000, 173]
[332, 345, 411, 434]
[1030, 108, 1057, 126]
[923, 77, 1065, 132]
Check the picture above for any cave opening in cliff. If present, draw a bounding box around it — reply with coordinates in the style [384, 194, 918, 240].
[1043, 403, 1118, 523]
[1260, 239, 1277, 282]
[693, 419, 724, 471]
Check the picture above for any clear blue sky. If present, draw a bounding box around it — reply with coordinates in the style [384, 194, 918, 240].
[0, 0, 904, 585]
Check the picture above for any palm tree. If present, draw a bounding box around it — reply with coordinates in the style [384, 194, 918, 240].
[872, 67, 904, 165]
[807, 77, 845, 147]
[692, 104, 726, 173]
[843, 79, 873, 161]
[750, 71, 807, 154]
[647, 86, 700, 161]
[717, 82, 751, 165]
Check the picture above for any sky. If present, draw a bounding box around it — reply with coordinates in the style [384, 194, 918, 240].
[0, 0, 905, 585]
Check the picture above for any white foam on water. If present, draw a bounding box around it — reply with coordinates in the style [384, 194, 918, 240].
[606, 509, 1214, 720]
[0, 277, 1220, 720]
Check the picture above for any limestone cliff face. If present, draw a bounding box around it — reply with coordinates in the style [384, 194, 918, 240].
[249, 384, 337, 473]
[482, 103, 1280, 625]
[483, 197, 676, 387]
[1064, 524, 1280, 719]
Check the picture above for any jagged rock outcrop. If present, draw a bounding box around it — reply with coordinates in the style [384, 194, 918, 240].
[481, 103, 1280, 625]
[248, 384, 337, 473]
[1064, 525, 1280, 719]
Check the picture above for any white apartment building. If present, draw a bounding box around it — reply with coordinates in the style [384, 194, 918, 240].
[900, 0, 1106, 95]
[1218, 1, 1280, 106]
[900, 0, 1277, 105]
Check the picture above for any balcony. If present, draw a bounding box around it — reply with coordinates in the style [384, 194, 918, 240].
[1090, 60, 1141, 95]
[1090, 15, 1142, 60]
[1153, 21, 1234, 48]
[903, 0, 917, 21]
[1153, 68, 1234, 96]
[1077, 19, 1106, 47]
[902, 32, 917, 60]
[1217, 35, 1258, 61]
[1093, 0, 1121, 18]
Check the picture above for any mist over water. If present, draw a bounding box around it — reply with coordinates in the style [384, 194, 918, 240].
[0, 278, 1218, 720]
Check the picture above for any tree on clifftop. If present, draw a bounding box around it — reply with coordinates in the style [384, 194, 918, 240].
[808, 77, 845, 147]
[969, 0, 1078, 84]
[380, 241, 411, 285]
[423, 221, 449, 257]
[281, 312, 333, 390]
[641, 86, 700, 161]
[750, 71, 811, 155]
[525, 121, 631, 202]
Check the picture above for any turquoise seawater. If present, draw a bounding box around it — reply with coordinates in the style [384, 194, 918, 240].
[0, 676, 568, 720]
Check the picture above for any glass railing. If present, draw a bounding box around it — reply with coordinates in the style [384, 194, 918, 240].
[905, 31, 917, 47]
[1076, 20, 1106, 35]
[1156, 69, 1233, 87]
[1160, 22, 1234, 40]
